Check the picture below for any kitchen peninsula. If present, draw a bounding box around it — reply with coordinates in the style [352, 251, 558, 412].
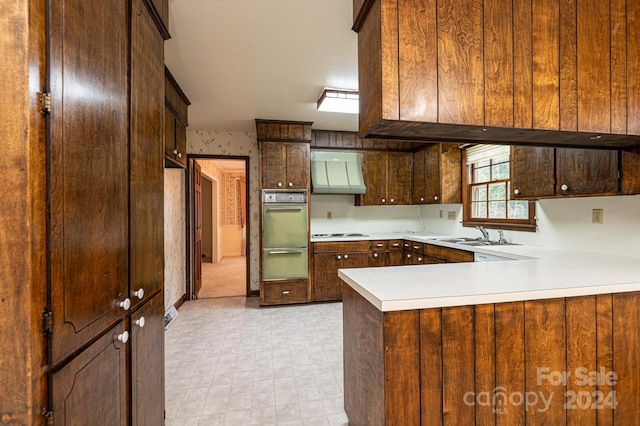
[339, 241, 640, 425]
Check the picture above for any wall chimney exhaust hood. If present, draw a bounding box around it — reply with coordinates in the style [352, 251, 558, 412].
[310, 151, 366, 194]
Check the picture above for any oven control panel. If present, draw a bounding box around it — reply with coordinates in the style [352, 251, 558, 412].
[263, 190, 307, 204]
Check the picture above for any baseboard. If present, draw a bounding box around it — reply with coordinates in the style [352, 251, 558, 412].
[174, 294, 186, 310]
[250, 290, 259, 297]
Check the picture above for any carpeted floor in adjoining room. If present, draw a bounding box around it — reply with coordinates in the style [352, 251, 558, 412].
[199, 256, 247, 299]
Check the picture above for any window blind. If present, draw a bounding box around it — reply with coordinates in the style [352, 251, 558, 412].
[465, 144, 511, 165]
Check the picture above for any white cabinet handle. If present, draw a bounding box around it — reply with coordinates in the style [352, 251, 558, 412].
[381, 198, 386, 203]
[514, 188, 520, 195]
[376, 243, 384, 247]
[282, 290, 290, 295]
[413, 245, 420, 250]
[373, 253, 379, 258]
[277, 182, 283, 187]
[172, 149, 178, 155]
[406, 253, 412, 258]
[344, 255, 349, 260]
[420, 197, 425, 202]
[133, 288, 144, 299]
[288, 182, 293, 187]
[135, 316, 146, 328]
[116, 331, 129, 343]
[390, 198, 395, 203]
[392, 243, 400, 247]
[434, 195, 439, 201]
[337, 255, 342, 260]
[119, 298, 131, 311]
[418, 257, 423, 262]
[561, 184, 569, 191]
[177, 152, 182, 159]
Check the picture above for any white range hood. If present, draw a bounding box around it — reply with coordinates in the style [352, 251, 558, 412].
[310, 151, 366, 194]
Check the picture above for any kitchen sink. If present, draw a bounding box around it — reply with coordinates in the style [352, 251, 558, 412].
[433, 237, 520, 246]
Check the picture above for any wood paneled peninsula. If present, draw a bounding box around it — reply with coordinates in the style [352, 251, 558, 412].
[339, 241, 640, 425]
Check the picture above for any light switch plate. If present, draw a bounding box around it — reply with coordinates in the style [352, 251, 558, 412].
[327, 211, 333, 220]
[448, 211, 456, 220]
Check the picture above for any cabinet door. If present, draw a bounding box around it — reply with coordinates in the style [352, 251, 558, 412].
[130, 0, 164, 310]
[369, 251, 386, 267]
[439, 144, 462, 204]
[131, 292, 164, 426]
[387, 152, 412, 205]
[511, 146, 555, 199]
[343, 252, 370, 269]
[51, 321, 128, 426]
[164, 105, 176, 158]
[286, 143, 310, 189]
[556, 148, 619, 195]
[175, 120, 187, 168]
[261, 142, 286, 188]
[387, 250, 404, 266]
[312, 253, 343, 301]
[359, 151, 386, 205]
[424, 144, 441, 203]
[49, 0, 129, 364]
[412, 149, 427, 204]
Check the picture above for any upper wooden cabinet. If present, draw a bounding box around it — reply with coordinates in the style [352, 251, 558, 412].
[512, 146, 622, 198]
[256, 119, 312, 190]
[357, 151, 412, 206]
[353, 0, 640, 149]
[413, 144, 461, 204]
[164, 67, 190, 168]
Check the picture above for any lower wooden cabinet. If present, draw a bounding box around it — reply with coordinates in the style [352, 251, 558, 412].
[261, 279, 308, 305]
[51, 321, 128, 426]
[312, 241, 370, 302]
[424, 244, 474, 263]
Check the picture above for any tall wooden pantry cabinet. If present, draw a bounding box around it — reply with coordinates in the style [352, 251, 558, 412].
[1, 0, 169, 424]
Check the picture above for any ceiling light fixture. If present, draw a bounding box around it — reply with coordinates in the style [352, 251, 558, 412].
[317, 88, 359, 114]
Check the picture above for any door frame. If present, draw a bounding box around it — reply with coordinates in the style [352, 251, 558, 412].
[185, 154, 251, 300]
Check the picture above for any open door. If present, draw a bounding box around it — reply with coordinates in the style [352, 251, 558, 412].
[193, 160, 202, 298]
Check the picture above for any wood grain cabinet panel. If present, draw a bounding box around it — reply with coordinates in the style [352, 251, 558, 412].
[357, 151, 412, 206]
[511, 145, 556, 199]
[344, 290, 640, 425]
[261, 280, 308, 305]
[49, 0, 129, 365]
[556, 148, 620, 196]
[353, 0, 640, 149]
[260, 141, 310, 190]
[413, 143, 461, 204]
[312, 242, 370, 302]
[164, 67, 190, 168]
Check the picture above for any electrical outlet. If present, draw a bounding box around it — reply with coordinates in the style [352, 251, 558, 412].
[439, 210, 443, 218]
[448, 211, 456, 220]
[592, 208, 604, 224]
[327, 211, 333, 220]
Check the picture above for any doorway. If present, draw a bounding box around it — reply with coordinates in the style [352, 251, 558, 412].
[187, 156, 250, 299]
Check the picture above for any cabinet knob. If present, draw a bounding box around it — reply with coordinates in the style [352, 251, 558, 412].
[119, 298, 131, 311]
[282, 290, 290, 295]
[172, 149, 178, 155]
[344, 255, 349, 260]
[561, 184, 569, 191]
[420, 197, 425, 202]
[381, 198, 386, 203]
[373, 253, 378, 258]
[177, 152, 182, 159]
[135, 316, 146, 328]
[133, 288, 144, 299]
[116, 331, 129, 343]
[514, 188, 520, 195]
[288, 182, 293, 187]
[337, 255, 342, 260]
[413, 245, 420, 250]
[434, 195, 439, 201]
[418, 257, 423, 262]
[407, 253, 412, 258]
[390, 198, 395, 203]
[277, 182, 283, 187]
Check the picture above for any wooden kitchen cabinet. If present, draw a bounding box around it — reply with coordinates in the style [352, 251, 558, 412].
[312, 241, 370, 302]
[164, 67, 190, 168]
[357, 151, 412, 206]
[261, 280, 309, 306]
[511, 146, 621, 199]
[370, 239, 404, 266]
[256, 119, 312, 190]
[424, 244, 474, 264]
[260, 141, 310, 189]
[146, 0, 170, 39]
[413, 143, 462, 204]
[353, 0, 640, 149]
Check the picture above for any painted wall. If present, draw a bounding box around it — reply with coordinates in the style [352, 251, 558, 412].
[311, 194, 640, 259]
[164, 168, 186, 310]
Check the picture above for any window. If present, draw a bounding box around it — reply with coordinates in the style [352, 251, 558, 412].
[463, 145, 536, 232]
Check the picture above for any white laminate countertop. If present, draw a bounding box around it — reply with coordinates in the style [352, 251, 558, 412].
[335, 232, 640, 312]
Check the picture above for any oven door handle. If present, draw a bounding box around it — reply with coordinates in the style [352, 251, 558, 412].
[266, 249, 304, 255]
[266, 207, 304, 212]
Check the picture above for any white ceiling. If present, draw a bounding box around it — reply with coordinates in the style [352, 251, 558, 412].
[164, 0, 359, 135]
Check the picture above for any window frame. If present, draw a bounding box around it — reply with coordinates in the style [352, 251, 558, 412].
[462, 147, 537, 232]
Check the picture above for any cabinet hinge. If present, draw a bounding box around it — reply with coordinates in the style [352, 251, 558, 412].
[43, 409, 54, 426]
[40, 92, 52, 115]
[42, 309, 53, 336]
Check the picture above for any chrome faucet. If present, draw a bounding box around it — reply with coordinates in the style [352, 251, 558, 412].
[497, 230, 507, 244]
[476, 226, 490, 242]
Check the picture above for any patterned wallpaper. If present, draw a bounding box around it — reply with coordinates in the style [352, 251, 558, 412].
[164, 168, 186, 310]
[189, 130, 260, 291]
